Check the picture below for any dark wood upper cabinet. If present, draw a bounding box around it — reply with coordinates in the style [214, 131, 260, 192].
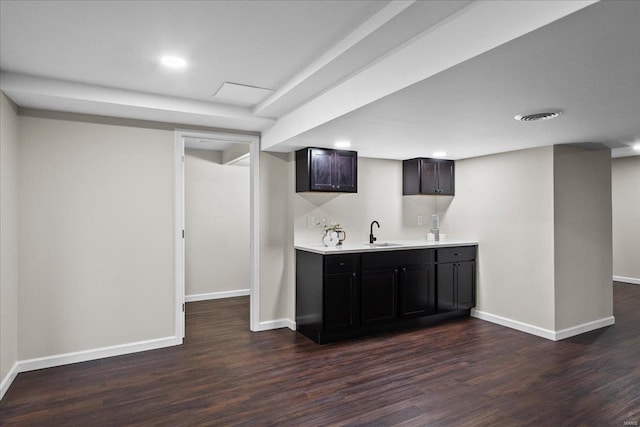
[403, 158, 455, 195]
[296, 147, 357, 193]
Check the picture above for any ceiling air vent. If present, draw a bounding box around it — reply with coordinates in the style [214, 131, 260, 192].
[514, 109, 564, 122]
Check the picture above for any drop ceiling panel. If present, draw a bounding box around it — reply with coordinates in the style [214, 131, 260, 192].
[214, 82, 274, 106]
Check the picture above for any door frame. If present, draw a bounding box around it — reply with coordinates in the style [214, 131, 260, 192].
[174, 129, 261, 338]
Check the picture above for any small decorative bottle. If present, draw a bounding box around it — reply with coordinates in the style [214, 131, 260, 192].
[430, 214, 440, 242]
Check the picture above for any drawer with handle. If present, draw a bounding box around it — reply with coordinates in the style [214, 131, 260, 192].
[436, 246, 476, 263]
[325, 254, 358, 274]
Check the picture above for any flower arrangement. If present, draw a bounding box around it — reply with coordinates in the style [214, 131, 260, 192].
[318, 220, 346, 247]
[317, 220, 342, 233]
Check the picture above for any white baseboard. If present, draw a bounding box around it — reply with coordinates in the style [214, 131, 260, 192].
[257, 318, 296, 331]
[471, 309, 615, 341]
[613, 275, 640, 285]
[0, 362, 19, 401]
[471, 309, 557, 340]
[185, 289, 250, 302]
[17, 335, 182, 373]
[0, 335, 183, 401]
[554, 316, 616, 340]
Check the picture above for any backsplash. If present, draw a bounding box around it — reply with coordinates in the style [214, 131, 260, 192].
[293, 157, 452, 245]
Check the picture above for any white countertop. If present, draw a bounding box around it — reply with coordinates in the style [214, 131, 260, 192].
[294, 239, 478, 255]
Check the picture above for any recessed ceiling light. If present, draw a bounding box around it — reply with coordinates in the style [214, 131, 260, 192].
[633, 143, 640, 151]
[514, 109, 563, 122]
[160, 55, 188, 69]
[432, 151, 447, 158]
[334, 140, 351, 148]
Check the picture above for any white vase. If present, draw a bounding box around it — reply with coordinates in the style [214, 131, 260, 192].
[322, 230, 339, 247]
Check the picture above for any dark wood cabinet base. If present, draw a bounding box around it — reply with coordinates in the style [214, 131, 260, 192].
[298, 309, 471, 344]
[296, 246, 476, 344]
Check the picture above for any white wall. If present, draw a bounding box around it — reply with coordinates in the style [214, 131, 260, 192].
[259, 151, 293, 326]
[441, 147, 557, 331]
[293, 149, 557, 330]
[292, 146, 614, 337]
[294, 157, 437, 245]
[18, 113, 175, 360]
[1, 92, 19, 394]
[553, 146, 613, 330]
[612, 156, 640, 283]
[184, 149, 250, 298]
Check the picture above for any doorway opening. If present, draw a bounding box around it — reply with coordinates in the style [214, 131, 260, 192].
[174, 130, 260, 339]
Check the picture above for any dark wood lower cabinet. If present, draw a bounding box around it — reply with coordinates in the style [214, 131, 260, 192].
[456, 261, 475, 309]
[296, 245, 476, 344]
[324, 272, 358, 332]
[436, 262, 456, 312]
[361, 269, 397, 326]
[399, 265, 434, 318]
[436, 247, 476, 313]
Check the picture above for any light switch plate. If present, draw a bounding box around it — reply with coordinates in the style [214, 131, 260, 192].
[307, 216, 315, 228]
[417, 215, 423, 226]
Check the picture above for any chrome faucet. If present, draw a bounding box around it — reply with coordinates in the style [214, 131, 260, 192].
[369, 220, 380, 244]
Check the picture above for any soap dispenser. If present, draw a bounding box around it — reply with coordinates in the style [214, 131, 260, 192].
[429, 214, 440, 242]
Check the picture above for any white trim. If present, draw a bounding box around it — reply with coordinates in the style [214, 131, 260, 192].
[0, 362, 19, 401]
[0, 336, 181, 400]
[185, 289, 250, 302]
[174, 129, 260, 333]
[174, 132, 186, 339]
[554, 316, 616, 341]
[613, 275, 640, 285]
[471, 309, 557, 340]
[472, 309, 616, 341]
[249, 137, 261, 332]
[16, 336, 181, 373]
[257, 319, 296, 332]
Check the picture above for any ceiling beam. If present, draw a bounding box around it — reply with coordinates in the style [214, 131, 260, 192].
[222, 143, 251, 165]
[253, 0, 416, 118]
[261, 0, 598, 151]
[0, 72, 275, 132]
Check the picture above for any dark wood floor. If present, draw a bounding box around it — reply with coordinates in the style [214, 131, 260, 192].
[1, 282, 638, 426]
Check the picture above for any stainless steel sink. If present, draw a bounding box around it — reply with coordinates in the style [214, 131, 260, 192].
[368, 242, 402, 247]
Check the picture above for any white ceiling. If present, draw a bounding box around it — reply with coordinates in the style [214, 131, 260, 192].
[0, 0, 385, 103]
[1, 0, 638, 159]
[282, 0, 640, 160]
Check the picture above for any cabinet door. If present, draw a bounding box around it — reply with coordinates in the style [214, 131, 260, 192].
[334, 150, 357, 192]
[361, 269, 397, 326]
[419, 159, 455, 195]
[420, 160, 439, 195]
[399, 265, 434, 318]
[437, 161, 455, 195]
[324, 272, 357, 332]
[436, 263, 456, 312]
[310, 149, 334, 191]
[456, 261, 475, 309]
